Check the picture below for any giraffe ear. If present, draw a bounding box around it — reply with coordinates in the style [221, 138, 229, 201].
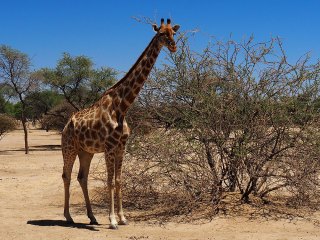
[172, 25, 180, 33]
[152, 24, 159, 32]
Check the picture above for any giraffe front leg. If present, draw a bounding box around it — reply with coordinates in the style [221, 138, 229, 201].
[105, 154, 118, 229]
[115, 148, 127, 225]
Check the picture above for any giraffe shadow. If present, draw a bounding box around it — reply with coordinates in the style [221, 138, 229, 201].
[27, 219, 99, 231]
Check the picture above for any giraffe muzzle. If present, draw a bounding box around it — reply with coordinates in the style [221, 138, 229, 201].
[168, 41, 177, 52]
[168, 45, 177, 52]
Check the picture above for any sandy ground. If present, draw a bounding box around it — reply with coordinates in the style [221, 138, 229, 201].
[0, 129, 319, 240]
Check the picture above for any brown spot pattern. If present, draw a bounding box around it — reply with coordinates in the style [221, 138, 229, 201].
[119, 100, 129, 113]
[126, 91, 136, 103]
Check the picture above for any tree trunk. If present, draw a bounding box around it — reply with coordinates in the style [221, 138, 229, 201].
[21, 113, 29, 154]
[202, 139, 222, 205]
[227, 160, 238, 192]
[241, 177, 257, 203]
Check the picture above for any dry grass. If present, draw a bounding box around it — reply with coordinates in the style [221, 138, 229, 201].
[90, 146, 320, 226]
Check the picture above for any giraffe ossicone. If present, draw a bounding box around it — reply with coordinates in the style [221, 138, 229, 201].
[61, 18, 180, 229]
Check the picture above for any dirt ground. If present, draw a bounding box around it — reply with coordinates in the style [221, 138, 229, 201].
[0, 129, 319, 240]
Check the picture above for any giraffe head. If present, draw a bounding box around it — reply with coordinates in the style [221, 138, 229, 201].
[152, 18, 180, 52]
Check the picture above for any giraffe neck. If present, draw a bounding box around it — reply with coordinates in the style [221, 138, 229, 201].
[109, 35, 162, 115]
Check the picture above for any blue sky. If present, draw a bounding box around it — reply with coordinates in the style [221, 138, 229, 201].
[1, 0, 320, 73]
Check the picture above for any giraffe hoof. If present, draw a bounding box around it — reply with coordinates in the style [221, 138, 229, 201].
[119, 220, 128, 225]
[109, 224, 118, 230]
[66, 219, 74, 224]
[90, 220, 99, 225]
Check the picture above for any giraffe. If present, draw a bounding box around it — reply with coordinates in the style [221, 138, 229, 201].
[61, 18, 180, 229]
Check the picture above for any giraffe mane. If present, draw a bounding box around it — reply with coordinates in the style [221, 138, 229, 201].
[102, 35, 158, 96]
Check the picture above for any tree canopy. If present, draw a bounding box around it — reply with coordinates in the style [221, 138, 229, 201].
[40, 53, 117, 110]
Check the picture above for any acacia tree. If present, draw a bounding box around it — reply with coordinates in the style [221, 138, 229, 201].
[40, 53, 117, 111]
[0, 45, 37, 154]
[126, 34, 320, 206]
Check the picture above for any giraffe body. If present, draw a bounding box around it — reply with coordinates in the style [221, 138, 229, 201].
[63, 94, 129, 154]
[61, 18, 180, 229]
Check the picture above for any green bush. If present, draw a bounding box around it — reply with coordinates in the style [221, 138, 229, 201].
[0, 114, 16, 140]
[41, 101, 76, 131]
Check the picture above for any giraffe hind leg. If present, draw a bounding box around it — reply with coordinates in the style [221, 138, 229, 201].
[77, 151, 98, 225]
[62, 150, 77, 223]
